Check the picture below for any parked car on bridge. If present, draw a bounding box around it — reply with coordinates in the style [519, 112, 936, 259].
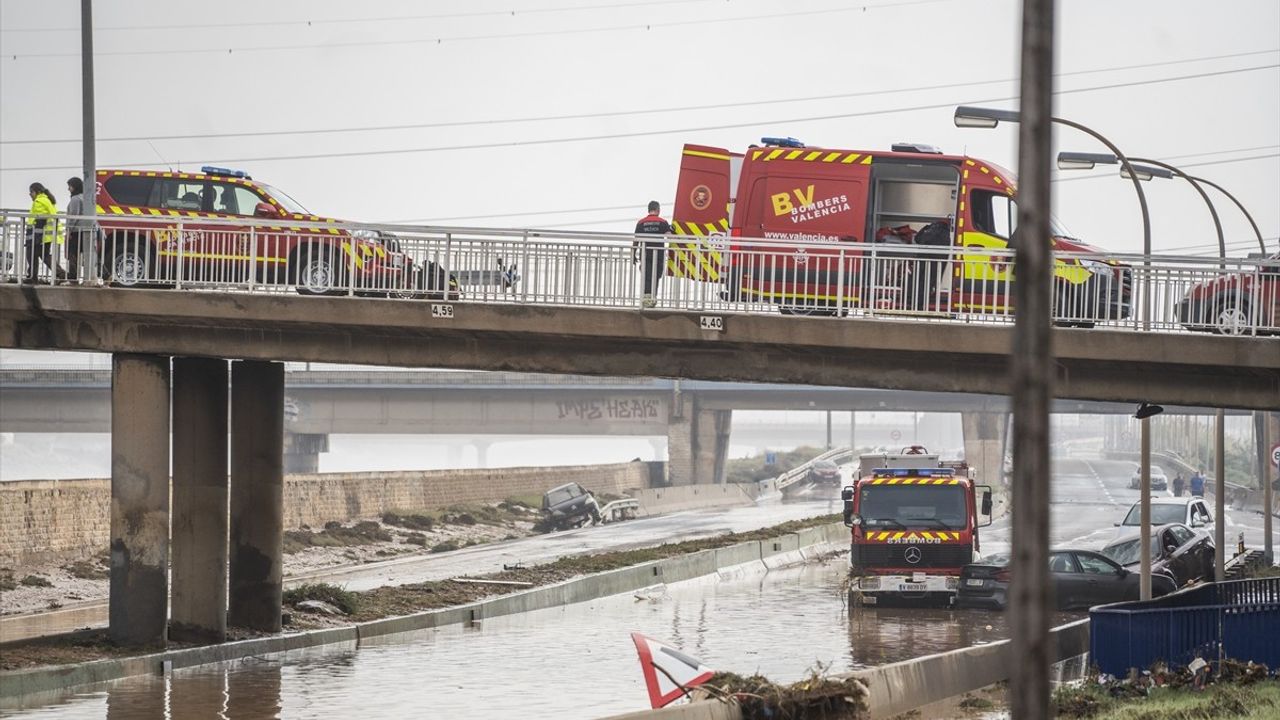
[1113, 496, 1214, 541]
[1128, 465, 1168, 491]
[89, 167, 442, 297]
[956, 549, 1176, 610]
[1176, 251, 1280, 335]
[540, 482, 602, 531]
[1100, 522, 1215, 588]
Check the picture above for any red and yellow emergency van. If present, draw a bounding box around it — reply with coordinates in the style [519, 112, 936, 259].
[91, 167, 437, 296]
[671, 138, 1131, 323]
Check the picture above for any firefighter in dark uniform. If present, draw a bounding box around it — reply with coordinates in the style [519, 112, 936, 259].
[633, 201, 671, 308]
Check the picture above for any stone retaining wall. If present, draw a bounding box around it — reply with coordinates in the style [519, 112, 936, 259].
[0, 462, 657, 568]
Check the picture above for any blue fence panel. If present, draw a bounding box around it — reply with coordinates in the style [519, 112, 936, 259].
[1090, 578, 1280, 677]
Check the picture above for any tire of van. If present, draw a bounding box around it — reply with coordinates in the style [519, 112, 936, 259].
[293, 245, 347, 296]
[105, 235, 166, 288]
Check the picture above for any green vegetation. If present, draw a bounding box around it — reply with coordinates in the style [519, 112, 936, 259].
[381, 512, 434, 531]
[19, 574, 53, 588]
[283, 521, 393, 554]
[430, 541, 460, 553]
[0, 573, 16, 592]
[64, 560, 109, 580]
[282, 583, 360, 615]
[725, 445, 831, 484]
[1054, 682, 1280, 719]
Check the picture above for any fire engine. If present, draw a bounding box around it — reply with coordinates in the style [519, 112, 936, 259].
[840, 446, 993, 605]
[670, 138, 1131, 324]
[90, 167, 452, 297]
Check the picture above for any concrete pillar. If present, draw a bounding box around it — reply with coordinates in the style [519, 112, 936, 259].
[962, 411, 1007, 487]
[473, 439, 492, 468]
[666, 395, 732, 485]
[170, 357, 229, 644]
[283, 432, 328, 474]
[229, 360, 285, 632]
[109, 353, 171, 647]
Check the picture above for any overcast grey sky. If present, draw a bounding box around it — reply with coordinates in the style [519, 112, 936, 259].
[1, 0, 1277, 256]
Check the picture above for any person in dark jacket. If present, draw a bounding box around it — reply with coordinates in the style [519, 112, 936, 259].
[65, 177, 90, 281]
[633, 201, 671, 308]
[1172, 473, 1185, 497]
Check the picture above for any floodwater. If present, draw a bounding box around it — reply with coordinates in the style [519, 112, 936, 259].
[2, 556, 1079, 720]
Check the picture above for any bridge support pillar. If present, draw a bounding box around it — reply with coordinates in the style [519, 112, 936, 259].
[667, 396, 731, 486]
[108, 353, 171, 647]
[283, 432, 328, 474]
[962, 411, 1008, 488]
[170, 357, 229, 643]
[229, 360, 285, 632]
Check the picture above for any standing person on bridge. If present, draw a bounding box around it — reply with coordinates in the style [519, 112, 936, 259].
[633, 200, 671, 309]
[1190, 468, 1206, 498]
[24, 182, 65, 284]
[64, 177, 91, 282]
[1172, 472, 1186, 497]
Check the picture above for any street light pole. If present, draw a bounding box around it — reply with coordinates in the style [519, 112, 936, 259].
[1010, 1, 1054, 715]
[81, 0, 96, 280]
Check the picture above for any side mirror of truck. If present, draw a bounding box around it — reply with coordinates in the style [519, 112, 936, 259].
[841, 486, 855, 527]
[981, 490, 993, 517]
[254, 201, 281, 219]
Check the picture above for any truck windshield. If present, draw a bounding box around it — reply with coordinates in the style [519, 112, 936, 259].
[858, 485, 966, 530]
[255, 182, 311, 215]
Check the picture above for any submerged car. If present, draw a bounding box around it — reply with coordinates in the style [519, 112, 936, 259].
[956, 550, 1176, 610]
[1099, 523, 1214, 588]
[807, 459, 841, 484]
[1113, 497, 1215, 540]
[541, 482, 601, 531]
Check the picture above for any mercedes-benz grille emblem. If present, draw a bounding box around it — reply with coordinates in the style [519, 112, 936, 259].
[904, 546, 923, 564]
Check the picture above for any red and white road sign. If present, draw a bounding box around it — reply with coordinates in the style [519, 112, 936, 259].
[631, 632, 716, 709]
[1270, 442, 1280, 469]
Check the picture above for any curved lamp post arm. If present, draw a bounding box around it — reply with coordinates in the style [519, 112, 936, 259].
[1130, 157, 1225, 269]
[1050, 116, 1152, 330]
[1187, 176, 1268, 255]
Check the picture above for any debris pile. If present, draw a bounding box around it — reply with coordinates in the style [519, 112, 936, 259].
[704, 668, 868, 720]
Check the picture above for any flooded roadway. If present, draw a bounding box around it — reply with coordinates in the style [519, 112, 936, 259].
[5, 450, 1275, 718]
[2, 556, 1077, 720]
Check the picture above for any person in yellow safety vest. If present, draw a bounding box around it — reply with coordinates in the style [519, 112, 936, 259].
[24, 182, 66, 283]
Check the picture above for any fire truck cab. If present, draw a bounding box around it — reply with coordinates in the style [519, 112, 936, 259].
[671, 138, 1131, 324]
[841, 447, 994, 605]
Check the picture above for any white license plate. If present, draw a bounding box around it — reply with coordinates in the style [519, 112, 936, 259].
[898, 582, 927, 592]
[966, 578, 985, 587]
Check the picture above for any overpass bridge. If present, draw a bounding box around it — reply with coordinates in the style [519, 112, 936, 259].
[1, 217, 1274, 651]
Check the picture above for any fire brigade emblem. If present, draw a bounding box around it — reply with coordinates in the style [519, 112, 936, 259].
[690, 185, 712, 211]
[904, 546, 922, 564]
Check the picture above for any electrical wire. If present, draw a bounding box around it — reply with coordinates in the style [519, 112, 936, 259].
[5, 48, 1275, 146]
[4, 1, 965, 58]
[5, 64, 1275, 173]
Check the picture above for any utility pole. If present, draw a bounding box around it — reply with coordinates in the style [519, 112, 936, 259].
[1009, 0, 1054, 717]
[81, 0, 96, 279]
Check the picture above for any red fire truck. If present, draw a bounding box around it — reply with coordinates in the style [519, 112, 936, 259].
[90, 167, 448, 297]
[671, 138, 1131, 323]
[840, 447, 993, 605]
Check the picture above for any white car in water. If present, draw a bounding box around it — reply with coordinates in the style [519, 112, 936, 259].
[1128, 465, 1168, 491]
[1113, 496, 1215, 541]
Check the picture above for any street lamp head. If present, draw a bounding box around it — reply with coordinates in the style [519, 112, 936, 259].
[953, 105, 1020, 129]
[1134, 401, 1165, 420]
[1122, 164, 1175, 182]
[1057, 151, 1119, 171]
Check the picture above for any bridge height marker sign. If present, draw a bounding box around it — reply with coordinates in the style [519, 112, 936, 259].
[1270, 442, 1280, 469]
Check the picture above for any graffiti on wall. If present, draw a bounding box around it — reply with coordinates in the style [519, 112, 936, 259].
[556, 398, 661, 421]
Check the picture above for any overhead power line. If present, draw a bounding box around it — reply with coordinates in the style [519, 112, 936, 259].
[5, 48, 1275, 146]
[5, 64, 1276, 173]
[4, 1, 964, 58]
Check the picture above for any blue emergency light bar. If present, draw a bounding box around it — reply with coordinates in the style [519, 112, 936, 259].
[201, 165, 252, 180]
[761, 136, 805, 148]
[872, 468, 956, 478]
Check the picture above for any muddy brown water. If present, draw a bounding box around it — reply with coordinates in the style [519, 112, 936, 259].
[1, 556, 1080, 720]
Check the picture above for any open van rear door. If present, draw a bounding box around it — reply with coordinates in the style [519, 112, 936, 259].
[669, 144, 742, 282]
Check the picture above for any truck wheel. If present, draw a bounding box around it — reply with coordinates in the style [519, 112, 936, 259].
[1212, 298, 1250, 335]
[295, 247, 344, 296]
[109, 245, 149, 287]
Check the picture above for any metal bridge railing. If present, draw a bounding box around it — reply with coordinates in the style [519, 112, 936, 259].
[2, 211, 1276, 336]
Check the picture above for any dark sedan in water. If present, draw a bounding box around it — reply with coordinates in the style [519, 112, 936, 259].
[956, 549, 1176, 610]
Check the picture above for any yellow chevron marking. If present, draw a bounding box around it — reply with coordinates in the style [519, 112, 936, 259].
[993, 176, 1003, 184]
[920, 532, 933, 540]
[128, 207, 142, 215]
[765, 149, 784, 161]
[965, 159, 977, 166]
[893, 532, 905, 540]
[147, 208, 161, 216]
[822, 152, 841, 162]
[980, 166, 990, 174]
[861, 155, 873, 165]
[720, 218, 729, 230]
[841, 153, 861, 164]
[703, 223, 718, 234]
[888, 478, 900, 485]
[682, 149, 732, 161]
[752, 150, 763, 160]
[685, 223, 704, 237]
[784, 150, 802, 160]
[804, 151, 822, 161]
